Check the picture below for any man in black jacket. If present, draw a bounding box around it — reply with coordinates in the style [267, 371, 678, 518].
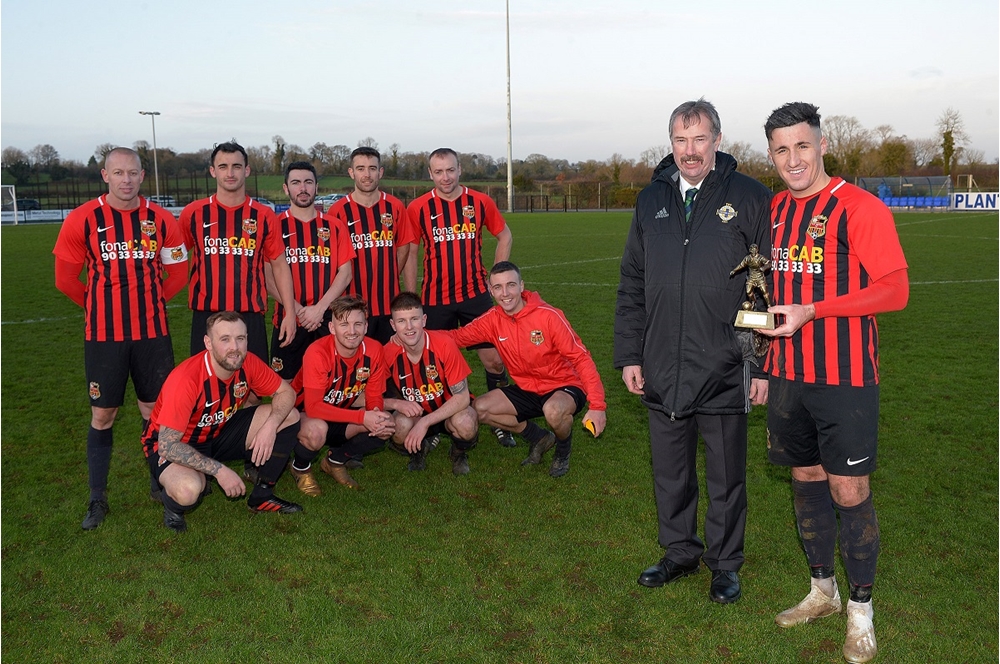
[614, 98, 771, 604]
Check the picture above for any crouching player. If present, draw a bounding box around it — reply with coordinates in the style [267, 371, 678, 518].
[142, 311, 303, 533]
[450, 261, 607, 478]
[383, 292, 479, 475]
[287, 296, 394, 493]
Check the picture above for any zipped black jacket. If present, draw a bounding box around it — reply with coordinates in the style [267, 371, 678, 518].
[614, 151, 771, 418]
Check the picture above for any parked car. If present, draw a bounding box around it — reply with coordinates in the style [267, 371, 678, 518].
[148, 195, 176, 207]
[316, 193, 346, 212]
[252, 197, 276, 211]
[16, 199, 41, 211]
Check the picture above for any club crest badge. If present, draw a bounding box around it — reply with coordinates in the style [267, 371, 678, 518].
[140, 219, 156, 236]
[170, 247, 185, 261]
[270, 357, 284, 372]
[380, 213, 394, 227]
[242, 218, 257, 235]
[462, 205, 476, 219]
[426, 364, 439, 381]
[317, 227, 330, 241]
[530, 330, 544, 346]
[807, 215, 828, 240]
[356, 366, 370, 382]
[233, 381, 248, 399]
[89, 382, 101, 400]
[716, 203, 737, 223]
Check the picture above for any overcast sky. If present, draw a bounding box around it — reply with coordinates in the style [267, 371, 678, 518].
[3, 0, 997, 166]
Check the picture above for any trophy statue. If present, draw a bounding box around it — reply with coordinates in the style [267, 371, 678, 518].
[730, 245, 774, 356]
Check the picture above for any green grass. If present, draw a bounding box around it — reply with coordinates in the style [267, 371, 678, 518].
[2, 210, 997, 663]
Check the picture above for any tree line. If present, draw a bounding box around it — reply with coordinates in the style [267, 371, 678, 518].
[2, 108, 996, 192]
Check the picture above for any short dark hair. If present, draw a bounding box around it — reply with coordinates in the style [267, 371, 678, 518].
[284, 160, 316, 183]
[350, 147, 381, 166]
[329, 295, 368, 321]
[429, 147, 459, 164]
[765, 102, 822, 141]
[489, 260, 521, 281]
[669, 98, 721, 139]
[211, 140, 248, 167]
[206, 310, 245, 335]
[390, 291, 423, 314]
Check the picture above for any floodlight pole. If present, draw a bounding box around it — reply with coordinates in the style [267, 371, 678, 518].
[139, 111, 161, 199]
[505, 0, 514, 213]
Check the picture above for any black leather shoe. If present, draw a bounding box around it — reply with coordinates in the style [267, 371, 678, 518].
[709, 570, 742, 604]
[637, 557, 700, 588]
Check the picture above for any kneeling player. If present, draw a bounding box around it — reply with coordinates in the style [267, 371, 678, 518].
[142, 311, 303, 533]
[383, 292, 479, 475]
[287, 296, 394, 493]
[450, 261, 607, 478]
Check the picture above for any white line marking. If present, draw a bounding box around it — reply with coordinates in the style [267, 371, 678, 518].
[520, 256, 621, 269]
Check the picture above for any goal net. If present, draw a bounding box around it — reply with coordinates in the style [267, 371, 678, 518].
[0, 185, 17, 224]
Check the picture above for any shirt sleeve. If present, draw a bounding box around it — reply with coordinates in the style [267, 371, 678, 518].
[156, 369, 201, 437]
[330, 214, 356, 267]
[436, 332, 472, 386]
[52, 208, 87, 263]
[244, 353, 283, 398]
[547, 310, 607, 410]
[401, 200, 423, 246]
[845, 196, 909, 283]
[159, 210, 189, 266]
[393, 202, 417, 246]
[261, 208, 285, 262]
[481, 195, 507, 236]
[448, 311, 494, 348]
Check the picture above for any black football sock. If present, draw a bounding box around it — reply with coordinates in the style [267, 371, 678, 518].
[792, 479, 838, 572]
[86, 426, 114, 502]
[161, 492, 195, 514]
[451, 433, 479, 451]
[554, 433, 572, 459]
[345, 432, 386, 458]
[837, 494, 880, 596]
[520, 420, 548, 444]
[256, 424, 298, 484]
[292, 442, 320, 472]
[485, 370, 508, 391]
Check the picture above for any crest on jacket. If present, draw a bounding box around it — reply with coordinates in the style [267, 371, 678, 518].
[233, 381, 248, 399]
[716, 203, 737, 223]
[530, 330, 544, 345]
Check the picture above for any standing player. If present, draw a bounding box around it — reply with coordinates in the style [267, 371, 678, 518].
[266, 161, 354, 380]
[450, 262, 607, 478]
[180, 141, 297, 363]
[761, 102, 909, 664]
[383, 292, 480, 475]
[287, 296, 394, 494]
[404, 148, 515, 447]
[54, 147, 188, 530]
[142, 312, 303, 532]
[328, 147, 414, 343]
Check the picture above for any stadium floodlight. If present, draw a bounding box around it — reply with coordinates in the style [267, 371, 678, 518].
[138, 111, 161, 200]
[505, 0, 513, 214]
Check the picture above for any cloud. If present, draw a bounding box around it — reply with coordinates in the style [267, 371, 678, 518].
[908, 67, 944, 80]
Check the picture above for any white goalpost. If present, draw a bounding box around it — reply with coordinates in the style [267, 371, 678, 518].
[1, 185, 18, 225]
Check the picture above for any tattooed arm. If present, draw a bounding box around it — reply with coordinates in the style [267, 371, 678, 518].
[159, 426, 245, 497]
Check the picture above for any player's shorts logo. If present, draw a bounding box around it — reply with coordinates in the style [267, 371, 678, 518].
[170, 247, 185, 261]
[242, 219, 258, 235]
[426, 364, 439, 381]
[530, 330, 544, 346]
[462, 205, 476, 219]
[317, 227, 330, 241]
[807, 215, 827, 240]
[380, 213, 394, 227]
[89, 382, 101, 400]
[716, 203, 737, 223]
[233, 381, 249, 399]
[140, 219, 156, 236]
[356, 366, 370, 382]
[270, 357, 284, 372]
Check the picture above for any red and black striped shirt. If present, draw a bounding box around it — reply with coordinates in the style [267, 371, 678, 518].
[53, 195, 187, 342]
[181, 195, 284, 313]
[271, 210, 355, 327]
[766, 178, 908, 387]
[329, 192, 414, 316]
[290, 335, 387, 424]
[404, 187, 507, 306]
[142, 350, 282, 456]
[383, 329, 471, 415]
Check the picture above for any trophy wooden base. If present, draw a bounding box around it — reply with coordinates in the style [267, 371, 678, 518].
[735, 310, 775, 330]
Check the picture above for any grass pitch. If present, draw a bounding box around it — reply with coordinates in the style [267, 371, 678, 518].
[1, 210, 997, 663]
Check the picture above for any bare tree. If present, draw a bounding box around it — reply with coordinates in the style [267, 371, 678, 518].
[908, 137, 940, 168]
[247, 145, 273, 175]
[937, 108, 969, 177]
[357, 136, 379, 150]
[94, 143, 117, 163]
[28, 144, 60, 169]
[271, 135, 286, 175]
[639, 145, 669, 169]
[872, 124, 895, 144]
[822, 115, 872, 177]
